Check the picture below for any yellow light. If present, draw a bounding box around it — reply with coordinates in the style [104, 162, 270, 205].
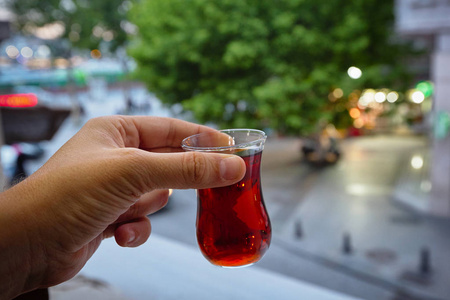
[333, 88, 344, 99]
[54, 58, 69, 69]
[353, 118, 364, 128]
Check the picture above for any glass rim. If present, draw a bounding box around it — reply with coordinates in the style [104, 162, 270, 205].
[181, 128, 267, 152]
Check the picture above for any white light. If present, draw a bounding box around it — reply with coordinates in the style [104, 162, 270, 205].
[358, 89, 375, 107]
[20, 47, 33, 58]
[36, 45, 51, 58]
[346, 184, 366, 195]
[347, 66, 362, 79]
[374, 91, 386, 103]
[386, 91, 399, 103]
[411, 91, 425, 104]
[102, 31, 114, 42]
[420, 180, 432, 193]
[33, 22, 65, 40]
[346, 184, 391, 196]
[5, 45, 19, 58]
[411, 155, 424, 169]
[93, 25, 104, 38]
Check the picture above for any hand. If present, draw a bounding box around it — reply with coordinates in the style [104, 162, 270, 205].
[0, 116, 246, 299]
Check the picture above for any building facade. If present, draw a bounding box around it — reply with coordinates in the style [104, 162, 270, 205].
[396, 0, 450, 216]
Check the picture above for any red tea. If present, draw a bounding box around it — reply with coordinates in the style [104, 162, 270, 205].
[196, 151, 271, 267]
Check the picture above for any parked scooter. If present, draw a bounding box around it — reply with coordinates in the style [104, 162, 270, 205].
[300, 123, 341, 167]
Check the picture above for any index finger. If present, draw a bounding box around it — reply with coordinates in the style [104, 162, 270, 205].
[122, 116, 217, 149]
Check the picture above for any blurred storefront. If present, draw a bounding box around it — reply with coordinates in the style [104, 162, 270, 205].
[396, 0, 450, 217]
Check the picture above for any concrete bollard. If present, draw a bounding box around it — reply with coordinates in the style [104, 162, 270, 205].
[294, 220, 303, 239]
[419, 247, 432, 275]
[342, 232, 353, 255]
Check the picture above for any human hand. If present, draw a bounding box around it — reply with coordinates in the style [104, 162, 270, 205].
[0, 116, 246, 298]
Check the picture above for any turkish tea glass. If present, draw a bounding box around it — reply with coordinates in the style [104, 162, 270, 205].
[182, 129, 271, 268]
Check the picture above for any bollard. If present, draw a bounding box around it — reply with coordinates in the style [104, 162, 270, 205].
[294, 220, 303, 239]
[419, 247, 431, 275]
[342, 232, 353, 255]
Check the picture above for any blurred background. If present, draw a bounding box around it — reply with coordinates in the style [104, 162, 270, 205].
[0, 0, 449, 299]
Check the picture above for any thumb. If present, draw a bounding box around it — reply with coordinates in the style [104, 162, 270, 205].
[137, 151, 246, 190]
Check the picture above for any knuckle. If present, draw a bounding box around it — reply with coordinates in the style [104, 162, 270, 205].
[120, 147, 145, 164]
[115, 148, 150, 192]
[85, 116, 110, 127]
[183, 152, 208, 185]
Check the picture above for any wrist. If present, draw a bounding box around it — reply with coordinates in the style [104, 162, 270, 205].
[0, 181, 47, 298]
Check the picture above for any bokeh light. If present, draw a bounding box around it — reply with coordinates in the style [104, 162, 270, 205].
[349, 108, 360, 119]
[416, 81, 434, 98]
[347, 66, 362, 79]
[411, 90, 425, 104]
[91, 49, 102, 59]
[353, 118, 364, 128]
[386, 91, 399, 103]
[411, 155, 424, 169]
[374, 91, 386, 103]
[333, 88, 344, 99]
[6, 45, 19, 58]
[20, 47, 33, 58]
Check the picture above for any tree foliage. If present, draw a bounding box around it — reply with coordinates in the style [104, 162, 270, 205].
[5, 0, 132, 55]
[129, 0, 413, 134]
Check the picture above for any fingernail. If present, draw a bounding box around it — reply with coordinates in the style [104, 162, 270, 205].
[127, 231, 136, 246]
[220, 156, 244, 181]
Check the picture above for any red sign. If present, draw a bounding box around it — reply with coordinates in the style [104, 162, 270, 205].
[0, 93, 38, 108]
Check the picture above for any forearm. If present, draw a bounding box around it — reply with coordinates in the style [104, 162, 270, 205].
[0, 182, 46, 299]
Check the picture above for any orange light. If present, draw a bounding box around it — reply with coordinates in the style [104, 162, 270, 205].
[90, 49, 102, 59]
[349, 108, 361, 119]
[0, 94, 38, 108]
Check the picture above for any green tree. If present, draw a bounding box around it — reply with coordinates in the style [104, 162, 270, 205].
[5, 0, 132, 54]
[129, 0, 413, 134]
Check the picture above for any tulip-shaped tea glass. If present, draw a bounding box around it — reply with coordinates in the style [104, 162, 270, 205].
[182, 129, 271, 268]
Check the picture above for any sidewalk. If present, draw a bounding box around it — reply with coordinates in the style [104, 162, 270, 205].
[54, 235, 361, 300]
[258, 135, 450, 300]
